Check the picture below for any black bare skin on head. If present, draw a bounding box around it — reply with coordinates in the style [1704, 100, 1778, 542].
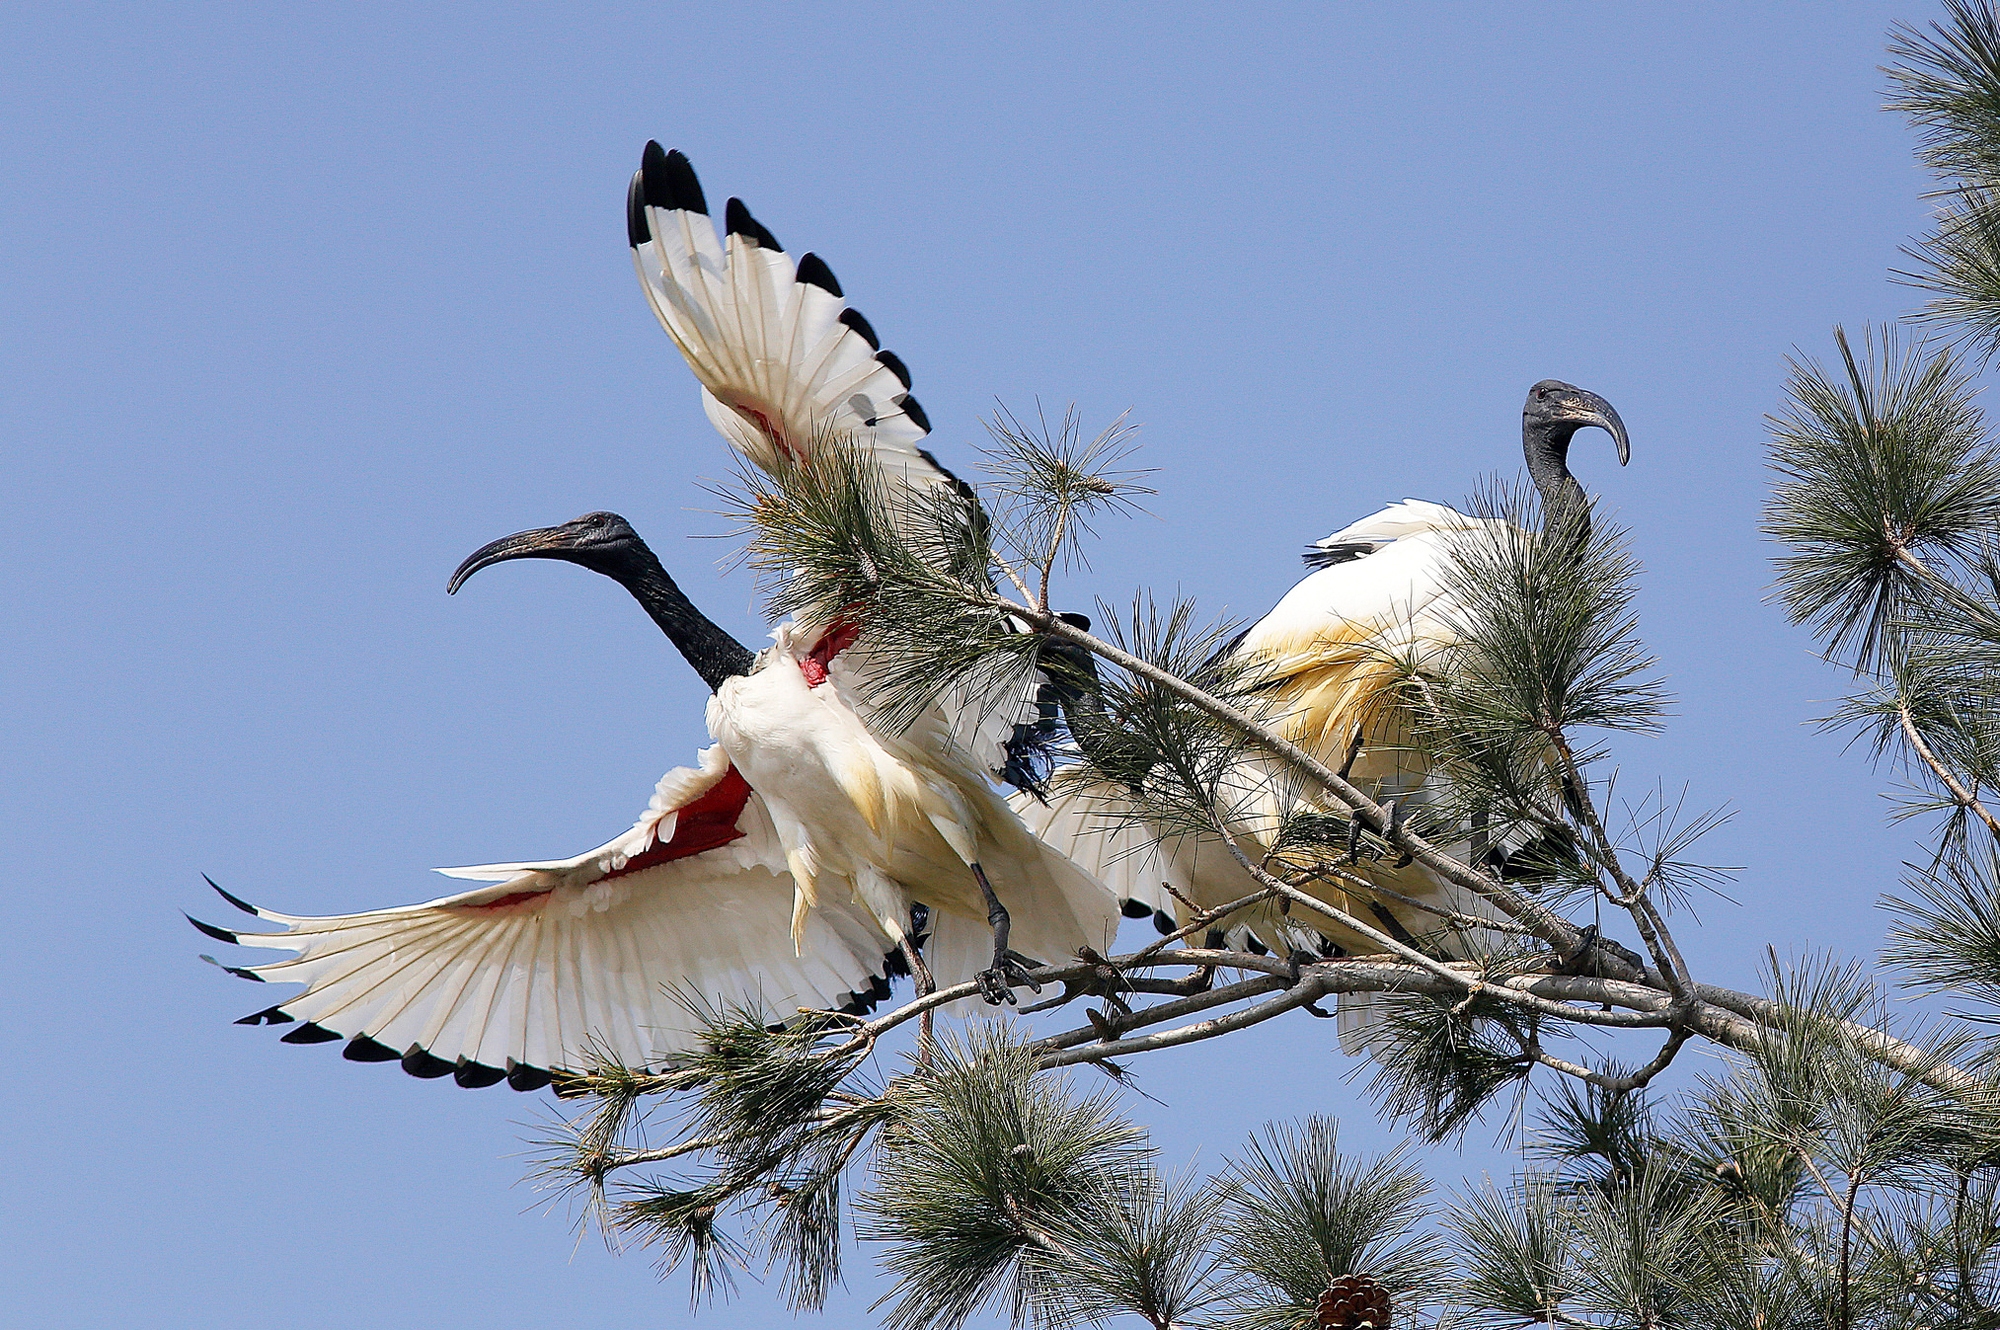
[449, 512, 755, 692]
[1521, 379, 1630, 538]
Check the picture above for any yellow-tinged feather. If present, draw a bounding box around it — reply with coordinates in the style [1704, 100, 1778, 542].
[786, 847, 821, 952]
[835, 750, 887, 836]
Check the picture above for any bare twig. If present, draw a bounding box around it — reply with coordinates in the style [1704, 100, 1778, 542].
[1899, 699, 2000, 839]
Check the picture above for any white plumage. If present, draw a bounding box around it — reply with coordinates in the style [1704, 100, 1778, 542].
[1015, 384, 1630, 1053]
[624, 143, 1123, 1000]
[1016, 498, 1509, 956]
[193, 144, 1128, 1092]
[198, 744, 899, 1089]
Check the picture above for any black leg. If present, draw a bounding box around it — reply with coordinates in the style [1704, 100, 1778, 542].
[900, 935, 936, 1054]
[971, 863, 1042, 1005]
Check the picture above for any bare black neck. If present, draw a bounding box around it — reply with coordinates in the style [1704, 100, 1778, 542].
[1525, 422, 1590, 539]
[614, 551, 757, 692]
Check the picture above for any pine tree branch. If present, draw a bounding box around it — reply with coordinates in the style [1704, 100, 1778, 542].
[1212, 811, 1676, 1031]
[1013, 600, 1585, 953]
[1900, 697, 2000, 840]
[1527, 1027, 1692, 1093]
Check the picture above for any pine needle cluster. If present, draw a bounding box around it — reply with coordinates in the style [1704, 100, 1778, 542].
[1892, 0, 2000, 360]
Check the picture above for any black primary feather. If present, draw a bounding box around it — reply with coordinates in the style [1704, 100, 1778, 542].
[839, 308, 880, 349]
[724, 197, 782, 252]
[796, 252, 841, 296]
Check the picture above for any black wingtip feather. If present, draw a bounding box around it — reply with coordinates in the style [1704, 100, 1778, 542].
[724, 197, 781, 251]
[185, 913, 238, 945]
[454, 1060, 507, 1089]
[1122, 898, 1155, 920]
[639, 141, 707, 216]
[796, 252, 842, 296]
[839, 307, 880, 349]
[1153, 909, 1177, 936]
[205, 875, 260, 917]
[343, 1035, 401, 1063]
[626, 168, 648, 247]
[875, 350, 913, 390]
[282, 1022, 342, 1045]
[236, 1005, 295, 1026]
[402, 1046, 456, 1079]
[201, 954, 264, 982]
[507, 1061, 553, 1093]
[900, 394, 932, 435]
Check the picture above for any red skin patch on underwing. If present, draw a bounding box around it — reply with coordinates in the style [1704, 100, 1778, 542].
[601, 766, 753, 881]
[454, 888, 553, 914]
[721, 395, 798, 462]
[448, 768, 757, 912]
[798, 618, 861, 688]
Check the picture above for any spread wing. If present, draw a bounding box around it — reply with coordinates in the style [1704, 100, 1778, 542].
[628, 141, 1066, 790]
[190, 745, 898, 1090]
[627, 141, 958, 501]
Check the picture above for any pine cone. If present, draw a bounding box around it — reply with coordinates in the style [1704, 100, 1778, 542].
[1315, 1272, 1391, 1329]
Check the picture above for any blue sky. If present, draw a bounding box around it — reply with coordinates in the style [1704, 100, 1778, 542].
[0, 3, 1950, 1325]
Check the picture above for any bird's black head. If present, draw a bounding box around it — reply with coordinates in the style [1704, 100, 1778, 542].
[1523, 380, 1630, 467]
[447, 511, 654, 594]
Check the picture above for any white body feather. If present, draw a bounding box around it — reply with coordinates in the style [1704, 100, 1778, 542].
[1013, 498, 1524, 1054]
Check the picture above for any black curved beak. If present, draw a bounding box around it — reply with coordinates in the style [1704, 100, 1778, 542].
[447, 526, 579, 594]
[1568, 389, 1630, 466]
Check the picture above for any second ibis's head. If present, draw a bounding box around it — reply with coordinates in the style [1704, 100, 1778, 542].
[447, 511, 655, 594]
[1523, 379, 1630, 469]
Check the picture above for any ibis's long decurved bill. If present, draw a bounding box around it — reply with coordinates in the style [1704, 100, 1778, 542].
[1559, 386, 1630, 466]
[448, 514, 618, 594]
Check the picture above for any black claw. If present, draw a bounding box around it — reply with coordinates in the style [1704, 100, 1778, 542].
[899, 394, 932, 435]
[796, 252, 842, 296]
[204, 875, 260, 916]
[840, 307, 880, 349]
[235, 1005, 294, 1026]
[639, 141, 706, 215]
[185, 913, 238, 945]
[506, 1061, 553, 1093]
[453, 1059, 507, 1089]
[402, 1045, 456, 1079]
[1121, 898, 1154, 920]
[281, 1022, 341, 1045]
[875, 349, 912, 389]
[343, 1035, 401, 1063]
[1152, 909, 1176, 936]
[724, 197, 781, 251]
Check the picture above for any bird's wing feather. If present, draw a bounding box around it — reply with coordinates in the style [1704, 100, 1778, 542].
[195, 746, 896, 1089]
[627, 142, 949, 497]
[1008, 775, 1184, 919]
